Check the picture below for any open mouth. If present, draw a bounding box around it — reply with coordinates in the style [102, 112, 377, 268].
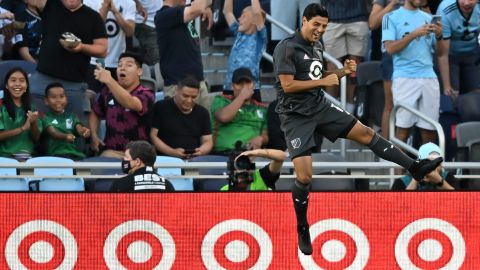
[118, 73, 127, 78]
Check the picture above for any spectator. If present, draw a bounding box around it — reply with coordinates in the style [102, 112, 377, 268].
[320, 0, 370, 113]
[0, 67, 41, 157]
[10, 0, 42, 63]
[369, 0, 404, 139]
[84, 0, 136, 93]
[0, 8, 17, 59]
[211, 67, 268, 153]
[89, 51, 155, 158]
[221, 148, 286, 191]
[270, 0, 318, 42]
[134, 0, 161, 66]
[28, 0, 107, 123]
[41, 82, 90, 160]
[154, 0, 213, 108]
[150, 76, 213, 159]
[437, 0, 480, 96]
[392, 142, 456, 190]
[222, 0, 266, 96]
[382, 0, 444, 144]
[110, 140, 175, 192]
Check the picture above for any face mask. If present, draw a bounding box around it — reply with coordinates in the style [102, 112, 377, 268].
[121, 160, 131, 174]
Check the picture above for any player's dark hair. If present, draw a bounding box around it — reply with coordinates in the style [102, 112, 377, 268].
[126, 140, 157, 167]
[118, 51, 143, 68]
[177, 76, 200, 90]
[3, 67, 32, 120]
[44, 82, 65, 96]
[303, 3, 328, 20]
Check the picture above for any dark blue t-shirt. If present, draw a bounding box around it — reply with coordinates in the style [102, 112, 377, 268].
[154, 5, 204, 86]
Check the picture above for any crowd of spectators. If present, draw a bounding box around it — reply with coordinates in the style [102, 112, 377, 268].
[0, 0, 477, 191]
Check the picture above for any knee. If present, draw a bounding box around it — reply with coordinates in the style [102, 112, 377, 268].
[296, 171, 312, 184]
[359, 126, 376, 145]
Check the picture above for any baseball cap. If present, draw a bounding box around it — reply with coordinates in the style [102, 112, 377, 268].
[418, 142, 443, 159]
[232, 67, 255, 84]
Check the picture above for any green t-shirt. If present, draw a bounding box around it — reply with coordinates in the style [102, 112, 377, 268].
[220, 168, 269, 191]
[211, 95, 267, 152]
[42, 111, 85, 158]
[0, 105, 41, 157]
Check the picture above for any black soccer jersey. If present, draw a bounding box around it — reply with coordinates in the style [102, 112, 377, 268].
[274, 32, 326, 116]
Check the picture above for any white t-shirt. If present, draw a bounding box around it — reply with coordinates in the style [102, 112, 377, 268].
[135, 0, 163, 28]
[84, 0, 135, 68]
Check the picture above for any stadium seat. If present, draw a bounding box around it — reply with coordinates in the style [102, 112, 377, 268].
[140, 76, 157, 92]
[311, 153, 355, 191]
[25, 157, 84, 191]
[457, 91, 480, 123]
[0, 157, 29, 191]
[456, 122, 480, 147]
[188, 155, 229, 191]
[80, 156, 122, 191]
[155, 156, 193, 191]
[0, 60, 37, 84]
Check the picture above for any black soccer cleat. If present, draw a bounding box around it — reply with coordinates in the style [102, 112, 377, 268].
[408, 157, 443, 181]
[297, 225, 312, 255]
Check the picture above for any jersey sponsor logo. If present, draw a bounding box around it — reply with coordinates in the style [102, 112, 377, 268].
[308, 60, 323, 80]
[290, 138, 301, 149]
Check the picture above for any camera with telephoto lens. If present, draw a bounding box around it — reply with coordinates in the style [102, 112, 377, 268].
[227, 141, 255, 188]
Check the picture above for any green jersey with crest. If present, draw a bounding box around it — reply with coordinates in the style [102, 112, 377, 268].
[42, 111, 85, 158]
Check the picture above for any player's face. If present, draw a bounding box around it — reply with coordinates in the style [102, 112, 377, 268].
[116, 57, 142, 89]
[174, 86, 199, 114]
[301, 16, 328, 43]
[407, 0, 427, 8]
[458, 0, 477, 14]
[45, 87, 67, 114]
[5, 71, 28, 101]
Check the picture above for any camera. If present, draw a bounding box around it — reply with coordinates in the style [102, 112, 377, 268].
[227, 141, 255, 188]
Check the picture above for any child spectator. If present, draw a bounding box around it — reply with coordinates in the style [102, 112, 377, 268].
[223, 0, 267, 97]
[42, 82, 90, 160]
[0, 67, 41, 158]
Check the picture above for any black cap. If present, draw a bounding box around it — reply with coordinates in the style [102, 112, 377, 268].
[232, 67, 255, 84]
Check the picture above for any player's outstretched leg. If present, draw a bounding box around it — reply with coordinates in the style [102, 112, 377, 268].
[292, 180, 312, 255]
[368, 133, 443, 180]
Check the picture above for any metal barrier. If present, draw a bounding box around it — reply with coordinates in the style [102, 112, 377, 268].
[1, 161, 479, 180]
[389, 103, 446, 156]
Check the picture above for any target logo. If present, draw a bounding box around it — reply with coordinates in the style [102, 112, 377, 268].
[298, 219, 369, 270]
[4, 220, 77, 270]
[201, 219, 273, 269]
[103, 220, 175, 269]
[395, 218, 465, 269]
[105, 18, 120, 38]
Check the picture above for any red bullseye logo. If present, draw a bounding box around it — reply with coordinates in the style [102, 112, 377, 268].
[395, 218, 465, 269]
[201, 219, 273, 269]
[103, 220, 175, 269]
[5, 220, 77, 270]
[298, 219, 369, 269]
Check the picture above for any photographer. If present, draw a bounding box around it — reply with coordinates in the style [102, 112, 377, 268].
[221, 148, 286, 191]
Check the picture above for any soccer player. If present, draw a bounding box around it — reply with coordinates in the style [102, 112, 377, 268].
[273, 3, 444, 255]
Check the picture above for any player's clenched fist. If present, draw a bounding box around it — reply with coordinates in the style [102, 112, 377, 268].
[321, 74, 339, 86]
